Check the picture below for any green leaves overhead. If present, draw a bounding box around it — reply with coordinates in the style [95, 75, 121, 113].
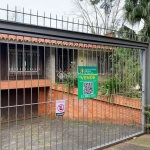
[124, 0, 150, 40]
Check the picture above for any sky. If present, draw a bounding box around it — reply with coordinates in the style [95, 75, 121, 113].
[0, 0, 74, 18]
[0, 0, 143, 32]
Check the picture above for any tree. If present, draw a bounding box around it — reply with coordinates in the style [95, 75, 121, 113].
[124, 0, 150, 41]
[71, 0, 123, 34]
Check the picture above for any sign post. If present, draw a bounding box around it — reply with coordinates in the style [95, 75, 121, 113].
[56, 100, 65, 116]
[78, 66, 98, 99]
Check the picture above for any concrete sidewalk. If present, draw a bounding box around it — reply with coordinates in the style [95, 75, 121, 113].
[103, 134, 150, 150]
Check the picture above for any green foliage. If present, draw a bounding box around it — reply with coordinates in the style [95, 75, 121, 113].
[64, 72, 78, 88]
[109, 47, 142, 93]
[124, 90, 142, 99]
[99, 77, 120, 95]
[99, 47, 142, 99]
[124, 0, 150, 41]
[144, 105, 150, 133]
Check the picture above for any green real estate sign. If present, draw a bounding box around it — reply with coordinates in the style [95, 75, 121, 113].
[78, 66, 98, 99]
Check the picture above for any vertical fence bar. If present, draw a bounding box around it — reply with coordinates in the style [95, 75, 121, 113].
[7, 41, 10, 150]
[30, 39, 33, 149]
[44, 12, 45, 26]
[0, 43, 1, 150]
[37, 11, 38, 25]
[143, 47, 147, 132]
[49, 45, 52, 150]
[23, 7, 24, 23]
[66, 47, 70, 150]
[37, 43, 40, 150]
[15, 39, 18, 150]
[7, 4, 9, 20]
[43, 40, 46, 149]
[55, 45, 58, 150]
[61, 46, 64, 150]
[30, 9, 31, 24]
[62, 16, 63, 30]
[15, 6, 17, 22]
[23, 37, 26, 149]
[56, 15, 57, 28]
[50, 13, 51, 27]
[86, 48, 89, 149]
[67, 17, 69, 30]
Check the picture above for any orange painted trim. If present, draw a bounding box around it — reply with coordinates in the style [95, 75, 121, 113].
[0, 79, 50, 90]
[0, 33, 114, 50]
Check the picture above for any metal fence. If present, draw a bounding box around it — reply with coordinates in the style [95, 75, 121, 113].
[0, 5, 149, 42]
[0, 6, 149, 150]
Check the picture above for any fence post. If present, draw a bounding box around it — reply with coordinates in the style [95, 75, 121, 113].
[144, 44, 150, 131]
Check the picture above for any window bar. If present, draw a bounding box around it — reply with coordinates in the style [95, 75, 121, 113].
[7, 41, 10, 150]
[23, 37, 26, 149]
[15, 39, 18, 150]
[30, 39, 33, 149]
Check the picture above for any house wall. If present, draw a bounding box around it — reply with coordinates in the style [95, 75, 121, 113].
[77, 50, 87, 67]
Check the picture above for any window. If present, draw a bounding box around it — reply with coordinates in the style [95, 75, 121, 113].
[9, 50, 40, 75]
[98, 52, 112, 74]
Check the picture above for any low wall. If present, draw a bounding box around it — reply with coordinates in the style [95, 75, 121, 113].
[39, 86, 142, 125]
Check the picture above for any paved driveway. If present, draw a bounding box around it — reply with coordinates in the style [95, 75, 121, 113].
[1, 117, 142, 150]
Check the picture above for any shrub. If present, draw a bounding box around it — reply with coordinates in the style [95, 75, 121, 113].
[64, 72, 78, 88]
[99, 77, 120, 95]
